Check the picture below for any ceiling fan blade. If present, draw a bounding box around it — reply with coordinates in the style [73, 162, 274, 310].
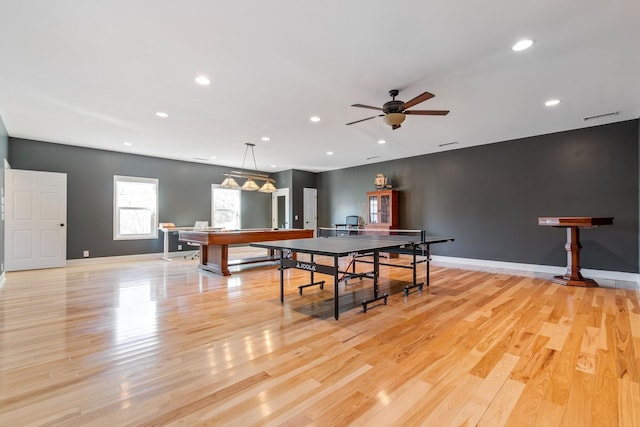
[345, 115, 383, 125]
[351, 104, 384, 111]
[404, 109, 450, 116]
[401, 91, 435, 110]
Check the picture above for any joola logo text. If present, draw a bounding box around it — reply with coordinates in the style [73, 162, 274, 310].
[296, 262, 317, 272]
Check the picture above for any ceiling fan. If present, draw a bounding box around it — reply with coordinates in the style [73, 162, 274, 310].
[346, 89, 449, 130]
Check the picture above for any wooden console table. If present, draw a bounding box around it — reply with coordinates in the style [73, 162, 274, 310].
[538, 217, 613, 287]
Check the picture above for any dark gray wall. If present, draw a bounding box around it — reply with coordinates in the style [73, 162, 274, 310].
[240, 190, 272, 229]
[273, 170, 292, 190]
[270, 169, 317, 229]
[0, 114, 8, 274]
[8, 138, 272, 259]
[291, 169, 316, 229]
[6, 120, 639, 273]
[318, 120, 639, 273]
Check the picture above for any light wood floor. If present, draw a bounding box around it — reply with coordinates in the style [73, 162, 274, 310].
[1, 249, 639, 426]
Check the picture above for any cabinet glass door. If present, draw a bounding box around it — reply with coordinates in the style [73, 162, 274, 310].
[380, 194, 390, 224]
[369, 196, 378, 224]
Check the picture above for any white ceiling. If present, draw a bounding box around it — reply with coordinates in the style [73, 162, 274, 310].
[1, 1, 639, 173]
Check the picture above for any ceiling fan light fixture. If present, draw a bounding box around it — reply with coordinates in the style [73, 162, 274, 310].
[383, 113, 406, 128]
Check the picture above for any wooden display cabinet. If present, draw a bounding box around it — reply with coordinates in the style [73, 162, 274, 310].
[367, 190, 399, 230]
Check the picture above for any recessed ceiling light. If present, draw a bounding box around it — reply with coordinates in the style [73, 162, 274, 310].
[209, 156, 217, 159]
[512, 39, 534, 51]
[195, 75, 210, 85]
[270, 164, 276, 168]
[310, 116, 321, 122]
[378, 139, 386, 144]
[123, 142, 132, 146]
[261, 136, 270, 141]
[326, 151, 334, 155]
[545, 99, 561, 107]
[156, 111, 168, 118]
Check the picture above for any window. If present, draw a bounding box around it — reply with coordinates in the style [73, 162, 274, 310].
[114, 175, 158, 240]
[211, 185, 240, 229]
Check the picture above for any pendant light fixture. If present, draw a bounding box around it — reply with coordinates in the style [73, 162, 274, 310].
[220, 143, 277, 193]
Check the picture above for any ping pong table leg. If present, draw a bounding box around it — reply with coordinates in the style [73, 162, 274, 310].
[403, 243, 427, 297]
[373, 251, 379, 299]
[280, 250, 285, 304]
[413, 246, 418, 289]
[297, 253, 325, 295]
[425, 244, 430, 288]
[361, 250, 388, 313]
[334, 255, 339, 320]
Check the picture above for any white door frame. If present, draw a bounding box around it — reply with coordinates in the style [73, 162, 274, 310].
[271, 188, 289, 229]
[303, 187, 317, 235]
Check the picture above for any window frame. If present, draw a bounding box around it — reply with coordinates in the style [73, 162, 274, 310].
[113, 175, 159, 240]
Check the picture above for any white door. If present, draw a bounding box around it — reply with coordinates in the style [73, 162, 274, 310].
[5, 169, 67, 271]
[303, 188, 317, 235]
[271, 188, 289, 229]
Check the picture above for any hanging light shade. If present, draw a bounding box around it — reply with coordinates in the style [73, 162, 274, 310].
[259, 181, 277, 193]
[241, 178, 260, 191]
[220, 143, 278, 192]
[220, 176, 240, 188]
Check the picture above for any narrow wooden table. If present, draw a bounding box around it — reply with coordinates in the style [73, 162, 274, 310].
[178, 228, 314, 276]
[538, 216, 613, 287]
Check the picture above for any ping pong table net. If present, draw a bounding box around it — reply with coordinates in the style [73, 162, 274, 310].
[318, 227, 426, 243]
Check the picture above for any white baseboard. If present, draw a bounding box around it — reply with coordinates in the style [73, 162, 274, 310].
[431, 255, 639, 286]
[65, 251, 198, 266]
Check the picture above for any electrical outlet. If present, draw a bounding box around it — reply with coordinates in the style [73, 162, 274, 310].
[178, 244, 182, 250]
[83, 250, 89, 257]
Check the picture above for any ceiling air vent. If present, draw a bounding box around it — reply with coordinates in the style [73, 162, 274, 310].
[438, 141, 459, 147]
[583, 111, 619, 121]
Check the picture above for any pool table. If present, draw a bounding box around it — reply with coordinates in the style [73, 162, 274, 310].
[178, 228, 314, 276]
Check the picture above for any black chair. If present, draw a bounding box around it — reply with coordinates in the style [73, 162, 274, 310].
[335, 215, 361, 235]
[345, 215, 360, 228]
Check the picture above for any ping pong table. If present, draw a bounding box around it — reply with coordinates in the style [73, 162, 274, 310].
[250, 228, 453, 320]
